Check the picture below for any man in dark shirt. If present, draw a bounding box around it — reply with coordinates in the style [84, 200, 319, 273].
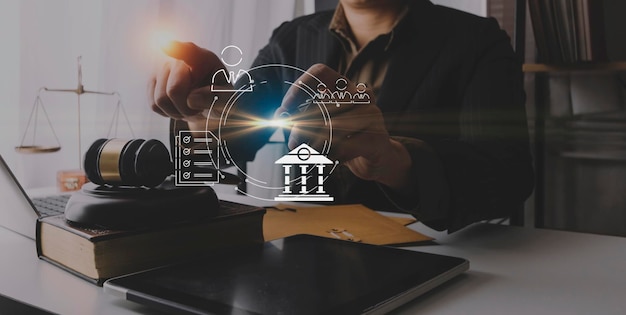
[149, 0, 534, 232]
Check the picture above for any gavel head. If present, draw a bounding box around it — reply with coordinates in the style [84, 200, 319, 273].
[84, 139, 172, 188]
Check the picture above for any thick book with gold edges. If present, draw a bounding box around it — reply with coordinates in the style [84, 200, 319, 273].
[36, 200, 265, 285]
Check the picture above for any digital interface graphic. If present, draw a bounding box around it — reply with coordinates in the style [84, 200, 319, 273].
[173, 46, 370, 202]
[174, 130, 220, 186]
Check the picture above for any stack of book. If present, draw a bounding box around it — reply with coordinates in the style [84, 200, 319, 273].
[529, 0, 608, 63]
[36, 200, 265, 285]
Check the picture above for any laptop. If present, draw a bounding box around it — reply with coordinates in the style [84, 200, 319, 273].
[0, 155, 71, 240]
[105, 234, 469, 314]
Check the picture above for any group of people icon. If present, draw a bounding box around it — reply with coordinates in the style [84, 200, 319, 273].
[314, 79, 370, 105]
[209, 45, 371, 106]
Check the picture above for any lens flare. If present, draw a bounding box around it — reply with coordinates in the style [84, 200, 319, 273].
[264, 119, 291, 128]
[248, 118, 292, 128]
[151, 30, 175, 52]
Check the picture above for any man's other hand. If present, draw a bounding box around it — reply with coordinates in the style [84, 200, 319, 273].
[275, 64, 412, 191]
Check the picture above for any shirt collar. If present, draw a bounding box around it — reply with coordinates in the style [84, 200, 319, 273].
[329, 2, 409, 53]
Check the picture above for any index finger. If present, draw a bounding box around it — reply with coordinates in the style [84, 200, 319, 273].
[162, 41, 224, 86]
[276, 64, 335, 116]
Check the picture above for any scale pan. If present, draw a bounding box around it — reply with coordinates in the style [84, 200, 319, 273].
[15, 146, 61, 154]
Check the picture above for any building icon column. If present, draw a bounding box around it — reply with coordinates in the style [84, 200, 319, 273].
[283, 165, 291, 194]
[274, 143, 334, 202]
[300, 165, 308, 194]
[317, 164, 325, 194]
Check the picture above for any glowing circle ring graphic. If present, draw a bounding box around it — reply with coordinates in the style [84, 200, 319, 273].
[204, 64, 338, 201]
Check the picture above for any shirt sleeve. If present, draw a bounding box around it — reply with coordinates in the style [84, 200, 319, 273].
[422, 19, 534, 231]
[363, 18, 534, 232]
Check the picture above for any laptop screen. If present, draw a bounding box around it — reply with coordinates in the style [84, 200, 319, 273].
[105, 234, 468, 314]
[0, 156, 41, 239]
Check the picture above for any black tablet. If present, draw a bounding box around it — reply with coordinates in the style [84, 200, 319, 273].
[104, 235, 468, 315]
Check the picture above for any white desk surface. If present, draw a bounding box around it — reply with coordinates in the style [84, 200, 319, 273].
[2, 187, 625, 315]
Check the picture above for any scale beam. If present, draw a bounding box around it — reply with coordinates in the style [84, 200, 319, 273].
[15, 56, 133, 170]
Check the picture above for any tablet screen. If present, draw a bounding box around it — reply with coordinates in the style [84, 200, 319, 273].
[105, 235, 467, 314]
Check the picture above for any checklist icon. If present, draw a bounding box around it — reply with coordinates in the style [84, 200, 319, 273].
[174, 131, 220, 186]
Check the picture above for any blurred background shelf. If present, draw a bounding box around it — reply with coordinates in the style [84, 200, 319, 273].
[523, 62, 626, 73]
[511, 0, 626, 236]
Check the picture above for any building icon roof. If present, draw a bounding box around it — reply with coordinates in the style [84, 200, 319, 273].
[275, 143, 334, 165]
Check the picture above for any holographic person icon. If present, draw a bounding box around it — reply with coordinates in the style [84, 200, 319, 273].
[314, 83, 332, 101]
[353, 83, 371, 104]
[211, 45, 253, 92]
[331, 78, 352, 105]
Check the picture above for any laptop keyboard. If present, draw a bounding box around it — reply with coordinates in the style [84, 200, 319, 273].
[32, 195, 70, 217]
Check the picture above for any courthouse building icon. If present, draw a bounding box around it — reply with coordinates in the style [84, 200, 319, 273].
[274, 143, 334, 202]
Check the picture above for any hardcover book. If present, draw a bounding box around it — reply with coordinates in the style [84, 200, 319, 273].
[36, 200, 265, 285]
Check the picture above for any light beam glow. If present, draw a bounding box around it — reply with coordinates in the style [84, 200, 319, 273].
[258, 118, 291, 128]
[151, 30, 175, 53]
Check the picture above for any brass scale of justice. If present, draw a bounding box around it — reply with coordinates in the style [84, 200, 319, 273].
[15, 56, 134, 166]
